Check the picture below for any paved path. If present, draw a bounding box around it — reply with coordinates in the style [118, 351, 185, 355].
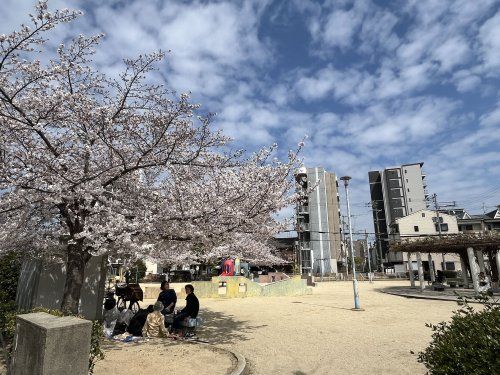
[380, 285, 500, 303]
[143, 281, 461, 375]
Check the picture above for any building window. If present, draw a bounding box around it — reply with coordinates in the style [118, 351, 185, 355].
[422, 213, 425, 217]
[414, 226, 419, 232]
[465, 224, 473, 230]
[407, 188, 410, 192]
[404, 169, 407, 174]
[406, 179, 408, 183]
[409, 198, 412, 202]
[435, 223, 449, 232]
[458, 225, 462, 231]
[445, 262, 455, 271]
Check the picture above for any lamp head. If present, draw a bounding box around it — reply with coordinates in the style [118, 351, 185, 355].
[340, 176, 351, 186]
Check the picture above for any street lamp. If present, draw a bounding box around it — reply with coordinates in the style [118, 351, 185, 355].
[340, 176, 362, 311]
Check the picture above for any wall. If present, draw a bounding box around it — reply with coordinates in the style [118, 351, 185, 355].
[140, 276, 312, 300]
[16, 256, 107, 320]
[396, 210, 459, 235]
[402, 164, 427, 214]
[396, 210, 462, 271]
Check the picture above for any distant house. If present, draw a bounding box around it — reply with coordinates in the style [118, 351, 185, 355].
[440, 205, 500, 234]
[390, 209, 462, 274]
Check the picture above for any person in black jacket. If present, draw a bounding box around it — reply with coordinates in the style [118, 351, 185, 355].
[127, 305, 154, 336]
[172, 284, 199, 332]
[157, 281, 177, 315]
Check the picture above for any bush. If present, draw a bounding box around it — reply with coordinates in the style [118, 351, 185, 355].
[417, 293, 500, 374]
[0, 252, 21, 348]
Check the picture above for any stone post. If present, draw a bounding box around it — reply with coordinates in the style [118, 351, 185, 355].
[476, 250, 486, 274]
[428, 253, 435, 282]
[416, 252, 425, 292]
[408, 252, 415, 288]
[12, 312, 92, 375]
[467, 247, 480, 294]
[460, 255, 469, 288]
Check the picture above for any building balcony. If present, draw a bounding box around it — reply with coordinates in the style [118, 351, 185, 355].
[299, 223, 310, 231]
[299, 241, 310, 249]
[297, 205, 309, 213]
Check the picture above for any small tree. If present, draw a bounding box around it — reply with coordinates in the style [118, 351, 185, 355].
[417, 294, 500, 375]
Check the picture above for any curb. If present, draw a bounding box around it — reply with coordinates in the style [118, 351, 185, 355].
[227, 349, 247, 375]
[185, 341, 247, 375]
[379, 289, 499, 305]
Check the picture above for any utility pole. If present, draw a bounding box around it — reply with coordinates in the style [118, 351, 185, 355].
[341, 215, 349, 276]
[365, 229, 373, 283]
[340, 176, 362, 311]
[368, 202, 384, 272]
[432, 193, 445, 271]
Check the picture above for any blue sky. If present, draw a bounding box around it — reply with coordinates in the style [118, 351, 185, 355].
[2, 0, 500, 237]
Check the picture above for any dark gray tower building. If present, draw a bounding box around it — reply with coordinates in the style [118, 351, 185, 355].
[368, 162, 428, 265]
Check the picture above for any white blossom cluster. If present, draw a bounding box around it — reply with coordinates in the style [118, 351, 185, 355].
[0, 1, 304, 272]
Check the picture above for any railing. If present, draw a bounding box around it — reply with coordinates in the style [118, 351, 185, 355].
[299, 223, 310, 231]
[297, 205, 309, 213]
[299, 241, 310, 249]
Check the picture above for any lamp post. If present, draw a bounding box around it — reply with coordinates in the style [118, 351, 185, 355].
[340, 176, 362, 310]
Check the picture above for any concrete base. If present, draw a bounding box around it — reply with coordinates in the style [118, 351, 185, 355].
[12, 312, 92, 375]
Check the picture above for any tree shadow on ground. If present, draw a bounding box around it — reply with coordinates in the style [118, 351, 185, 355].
[195, 308, 267, 345]
[101, 307, 265, 352]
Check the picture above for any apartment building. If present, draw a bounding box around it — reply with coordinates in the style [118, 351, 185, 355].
[295, 167, 342, 275]
[368, 162, 428, 265]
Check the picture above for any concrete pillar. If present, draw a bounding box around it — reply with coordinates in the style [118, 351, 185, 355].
[428, 253, 435, 283]
[416, 252, 425, 292]
[467, 247, 480, 294]
[476, 250, 486, 274]
[12, 312, 92, 375]
[460, 255, 469, 288]
[408, 252, 415, 288]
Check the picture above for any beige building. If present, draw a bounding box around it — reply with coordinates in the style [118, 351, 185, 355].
[391, 209, 462, 274]
[295, 167, 342, 276]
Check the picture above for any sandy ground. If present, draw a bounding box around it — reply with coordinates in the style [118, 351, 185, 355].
[93, 339, 235, 375]
[148, 280, 458, 375]
[2, 280, 459, 375]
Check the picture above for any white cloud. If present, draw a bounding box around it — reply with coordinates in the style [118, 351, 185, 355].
[432, 36, 470, 72]
[479, 11, 500, 75]
[452, 70, 482, 92]
[322, 9, 363, 49]
[479, 102, 500, 127]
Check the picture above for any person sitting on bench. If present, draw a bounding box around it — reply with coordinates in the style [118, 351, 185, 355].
[172, 284, 199, 333]
[142, 301, 169, 338]
[158, 280, 177, 315]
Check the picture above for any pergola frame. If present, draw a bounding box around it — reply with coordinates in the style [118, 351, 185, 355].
[390, 233, 500, 294]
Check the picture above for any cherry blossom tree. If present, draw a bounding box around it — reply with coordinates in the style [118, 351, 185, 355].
[0, 1, 302, 313]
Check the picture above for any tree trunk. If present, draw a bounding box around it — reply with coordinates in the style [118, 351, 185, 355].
[60, 243, 90, 314]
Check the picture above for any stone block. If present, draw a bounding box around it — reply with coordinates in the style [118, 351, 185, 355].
[12, 312, 92, 375]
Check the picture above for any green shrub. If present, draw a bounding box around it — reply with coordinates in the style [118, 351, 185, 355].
[418, 294, 500, 375]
